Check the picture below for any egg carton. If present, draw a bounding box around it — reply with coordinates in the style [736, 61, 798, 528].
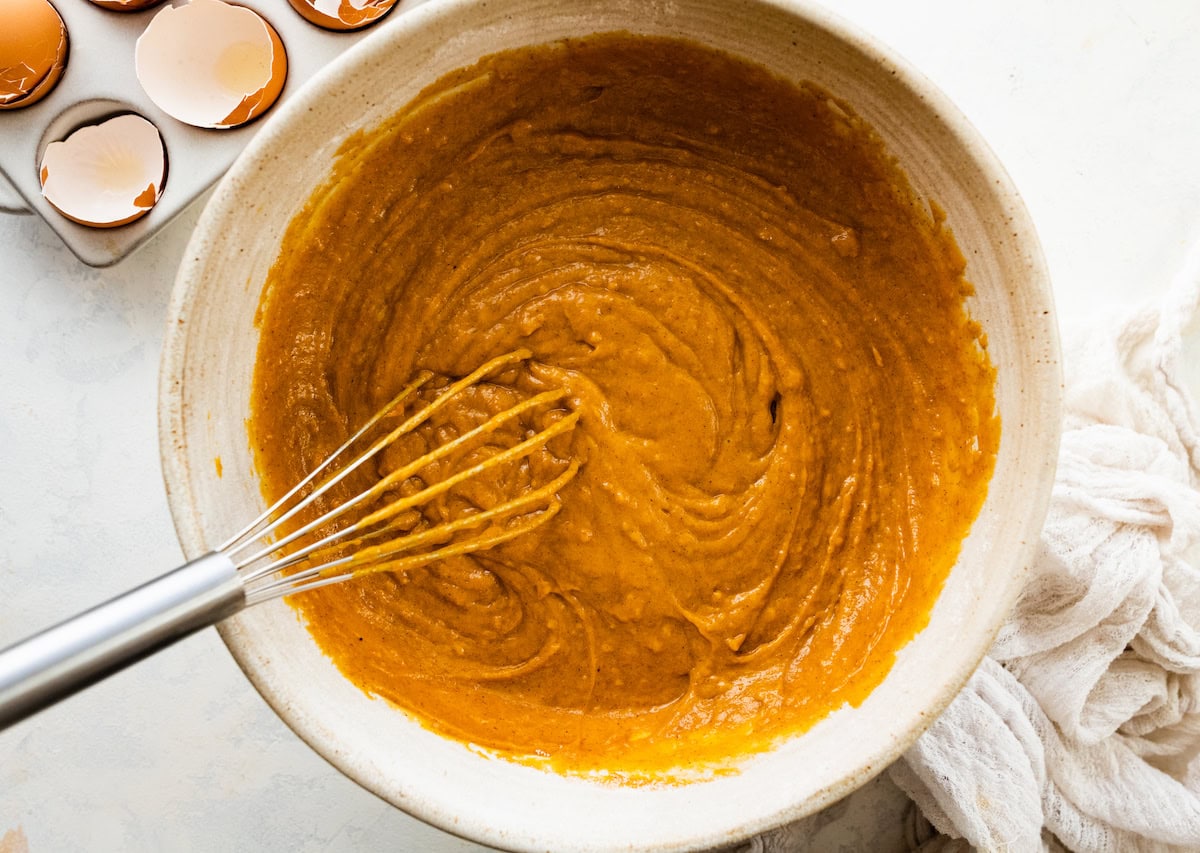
[0, 0, 424, 267]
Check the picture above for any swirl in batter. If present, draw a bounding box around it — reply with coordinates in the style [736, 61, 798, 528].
[250, 34, 999, 777]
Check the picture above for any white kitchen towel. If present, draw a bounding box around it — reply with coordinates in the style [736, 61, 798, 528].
[890, 243, 1200, 853]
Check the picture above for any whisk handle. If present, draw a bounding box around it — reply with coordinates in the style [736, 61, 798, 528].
[0, 553, 243, 730]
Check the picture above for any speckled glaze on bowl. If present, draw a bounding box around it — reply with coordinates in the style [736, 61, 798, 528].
[158, 0, 1061, 849]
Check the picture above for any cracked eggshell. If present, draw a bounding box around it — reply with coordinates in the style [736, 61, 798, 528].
[87, 0, 165, 11]
[286, 0, 398, 31]
[135, 0, 287, 129]
[0, 0, 68, 111]
[39, 113, 166, 228]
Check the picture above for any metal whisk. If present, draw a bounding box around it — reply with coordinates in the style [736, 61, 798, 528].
[0, 350, 579, 730]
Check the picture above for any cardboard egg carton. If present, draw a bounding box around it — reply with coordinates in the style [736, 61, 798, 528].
[0, 0, 420, 266]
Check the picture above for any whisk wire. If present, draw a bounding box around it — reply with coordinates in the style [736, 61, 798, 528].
[218, 368, 434, 554]
[226, 347, 534, 569]
[245, 459, 580, 604]
[352, 406, 579, 531]
[246, 503, 564, 603]
[239, 407, 579, 583]
[227, 348, 579, 603]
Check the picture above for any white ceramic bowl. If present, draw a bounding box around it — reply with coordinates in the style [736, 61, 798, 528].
[159, 0, 1061, 849]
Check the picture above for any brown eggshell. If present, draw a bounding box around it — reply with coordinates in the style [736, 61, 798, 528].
[0, 0, 68, 110]
[286, 0, 398, 32]
[86, 0, 166, 11]
[135, 0, 288, 129]
[39, 113, 166, 227]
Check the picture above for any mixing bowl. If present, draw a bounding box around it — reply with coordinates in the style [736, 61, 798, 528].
[159, 0, 1061, 849]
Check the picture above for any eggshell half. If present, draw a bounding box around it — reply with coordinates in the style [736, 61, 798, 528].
[0, 0, 68, 110]
[87, 0, 165, 11]
[39, 113, 166, 227]
[135, 0, 288, 129]
[286, 0, 398, 31]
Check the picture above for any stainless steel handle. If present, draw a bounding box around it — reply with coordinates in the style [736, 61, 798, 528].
[0, 552, 244, 730]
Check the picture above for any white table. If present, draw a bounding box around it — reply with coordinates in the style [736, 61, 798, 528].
[3, 2, 1198, 850]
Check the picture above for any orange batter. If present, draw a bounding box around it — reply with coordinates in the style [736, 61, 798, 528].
[249, 34, 998, 778]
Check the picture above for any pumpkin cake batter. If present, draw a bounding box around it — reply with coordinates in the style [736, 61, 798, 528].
[249, 34, 999, 777]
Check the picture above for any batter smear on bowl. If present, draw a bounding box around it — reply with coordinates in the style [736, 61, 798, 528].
[249, 34, 999, 778]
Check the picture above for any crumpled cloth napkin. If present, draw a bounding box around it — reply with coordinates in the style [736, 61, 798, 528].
[889, 246, 1200, 852]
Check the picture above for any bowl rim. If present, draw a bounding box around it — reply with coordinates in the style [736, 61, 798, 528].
[158, 0, 1062, 849]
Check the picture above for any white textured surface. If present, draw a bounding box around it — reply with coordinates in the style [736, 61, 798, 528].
[1, 1, 1198, 850]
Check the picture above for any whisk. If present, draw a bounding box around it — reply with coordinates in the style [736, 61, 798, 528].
[0, 349, 579, 730]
